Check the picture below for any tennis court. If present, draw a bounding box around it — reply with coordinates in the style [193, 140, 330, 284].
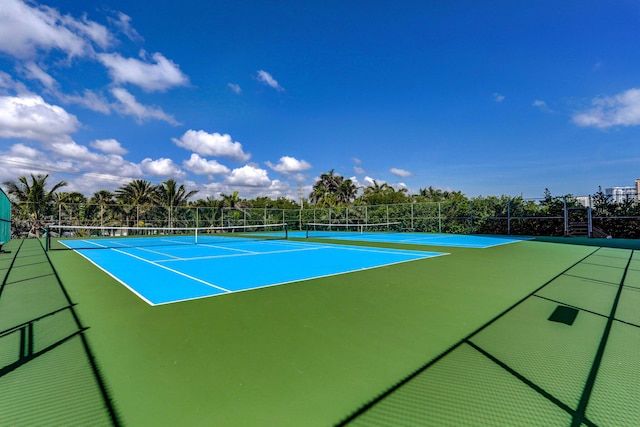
[55, 235, 445, 305]
[2, 233, 640, 426]
[299, 227, 527, 248]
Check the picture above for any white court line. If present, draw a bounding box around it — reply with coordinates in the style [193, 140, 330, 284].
[197, 242, 259, 254]
[325, 245, 445, 257]
[393, 235, 451, 243]
[152, 251, 450, 306]
[110, 248, 231, 293]
[77, 239, 109, 248]
[73, 237, 192, 248]
[155, 242, 435, 263]
[121, 245, 185, 259]
[70, 256, 156, 305]
[157, 245, 327, 263]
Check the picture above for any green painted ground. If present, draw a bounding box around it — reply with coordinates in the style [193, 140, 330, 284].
[46, 240, 593, 426]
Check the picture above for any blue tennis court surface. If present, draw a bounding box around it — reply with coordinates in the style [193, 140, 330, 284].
[62, 239, 446, 305]
[294, 231, 527, 248]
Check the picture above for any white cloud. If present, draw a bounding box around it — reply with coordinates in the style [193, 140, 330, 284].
[0, 0, 107, 59]
[573, 88, 640, 128]
[228, 83, 241, 94]
[172, 130, 250, 162]
[50, 140, 102, 162]
[61, 89, 111, 114]
[22, 62, 56, 89]
[363, 176, 382, 187]
[98, 51, 189, 92]
[68, 172, 132, 194]
[257, 70, 284, 91]
[0, 94, 80, 142]
[194, 179, 294, 201]
[225, 165, 272, 187]
[18, 62, 112, 114]
[532, 99, 553, 113]
[395, 182, 408, 191]
[0, 145, 62, 183]
[61, 11, 112, 50]
[183, 153, 230, 175]
[110, 87, 179, 125]
[0, 71, 30, 95]
[90, 139, 127, 155]
[140, 157, 185, 178]
[493, 93, 505, 103]
[9, 142, 41, 158]
[390, 167, 412, 177]
[352, 158, 364, 174]
[0, 140, 144, 192]
[108, 12, 143, 43]
[100, 155, 143, 177]
[9, 140, 139, 176]
[266, 156, 312, 174]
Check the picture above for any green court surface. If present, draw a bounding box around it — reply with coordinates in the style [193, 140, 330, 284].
[1, 237, 639, 426]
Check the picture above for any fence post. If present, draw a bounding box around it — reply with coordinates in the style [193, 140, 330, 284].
[507, 200, 511, 235]
[411, 203, 414, 230]
[470, 200, 473, 234]
[563, 197, 568, 236]
[438, 202, 442, 233]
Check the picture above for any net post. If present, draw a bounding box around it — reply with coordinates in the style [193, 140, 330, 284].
[194, 227, 199, 244]
[284, 223, 288, 239]
[305, 223, 309, 238]
[44, 226, 50, 251]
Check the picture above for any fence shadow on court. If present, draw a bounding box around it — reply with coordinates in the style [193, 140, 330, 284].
[0, 239, 120, 426]
[337, 246, 640, 426]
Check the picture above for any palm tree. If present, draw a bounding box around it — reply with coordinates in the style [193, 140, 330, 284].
[54, 191, 88, 224]
[361, 180, 409, 205]
[337, 178, 358, 204]
[191, 196, 221, 227]
[154, 179, 198, 227]
[115, 179, 155, 226]
[2, 174, 67, 236]
[363, 180, 391, 196]
[309, 169, 358, 207]
[115, 179, 155, 205]
[219, 191, 250, 226]
[418, 186, 462, 202]
[89, 190, 116, 227]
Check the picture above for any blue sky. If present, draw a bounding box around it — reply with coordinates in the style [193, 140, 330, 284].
[1, 0, 640, 201]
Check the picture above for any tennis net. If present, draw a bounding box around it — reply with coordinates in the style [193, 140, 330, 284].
[305, 222, 402, 238]
[45, 223, 288, 250]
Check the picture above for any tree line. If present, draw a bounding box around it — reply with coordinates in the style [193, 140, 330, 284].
[3, 171, 640, 238]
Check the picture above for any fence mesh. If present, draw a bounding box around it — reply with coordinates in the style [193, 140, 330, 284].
[9, 198, 640, 239]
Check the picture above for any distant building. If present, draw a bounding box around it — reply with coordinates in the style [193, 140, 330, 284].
[605, 178, 640, 203]
[575, 196, 592, 207]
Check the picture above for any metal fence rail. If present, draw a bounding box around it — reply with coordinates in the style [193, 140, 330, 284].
[9, 198, 640, 239]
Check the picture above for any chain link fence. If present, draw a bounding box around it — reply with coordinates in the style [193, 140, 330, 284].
[8, 198, 640, 239]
